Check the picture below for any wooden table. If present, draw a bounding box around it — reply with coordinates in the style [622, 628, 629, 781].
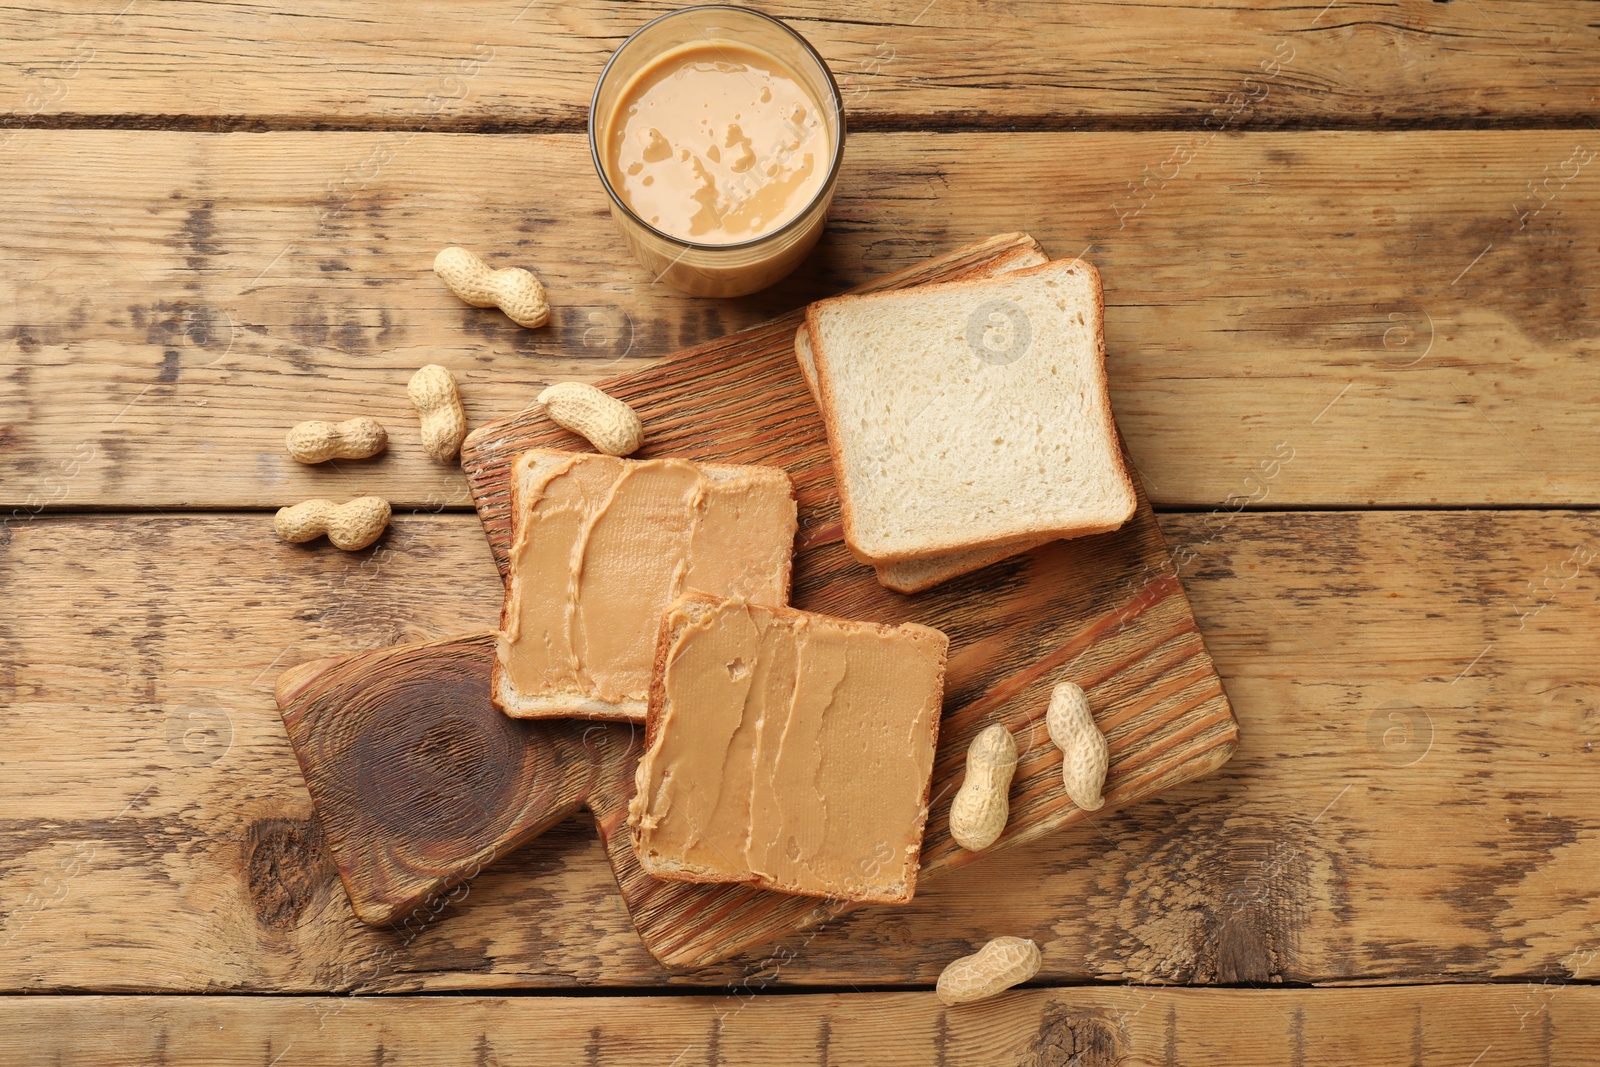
[3, 2, 1598, 1063]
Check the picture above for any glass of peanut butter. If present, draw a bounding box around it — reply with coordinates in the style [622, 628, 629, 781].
[589, 6, 845, 297]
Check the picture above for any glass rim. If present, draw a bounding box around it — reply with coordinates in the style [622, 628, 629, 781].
[587, 4, 847, 254]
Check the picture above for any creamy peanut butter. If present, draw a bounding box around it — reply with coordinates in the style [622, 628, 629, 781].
[493, 450, 796, 721]
[630, 594, 948, 903]
[600, 40, 831, 245]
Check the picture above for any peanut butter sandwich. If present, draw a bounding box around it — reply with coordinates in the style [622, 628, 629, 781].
[629, 593, 948, 904]
[493, 450, 797, 721]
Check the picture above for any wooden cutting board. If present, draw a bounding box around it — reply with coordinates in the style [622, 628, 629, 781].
[280, 233, 1239, 970]
[276, 634, 603, 927]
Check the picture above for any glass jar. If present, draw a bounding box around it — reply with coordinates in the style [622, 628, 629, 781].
[589, 5, 846, 297]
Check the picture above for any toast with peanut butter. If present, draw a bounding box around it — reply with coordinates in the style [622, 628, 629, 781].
[493, 450, 797, 722]
[629, 593, 948, 904]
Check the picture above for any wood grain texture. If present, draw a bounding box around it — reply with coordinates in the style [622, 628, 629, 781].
[275, 633, 602, 925]
[6, 987, 1599, 1065]
[4, 129, 1597, 511]
[2, 510, 1599, 991]
[460, 233, 1235, 968]
[1, 0, 1586, 1024]
[2, 0, 1596, 128]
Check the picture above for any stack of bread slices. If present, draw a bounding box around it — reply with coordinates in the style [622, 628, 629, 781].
[797, 252, 1136, 592]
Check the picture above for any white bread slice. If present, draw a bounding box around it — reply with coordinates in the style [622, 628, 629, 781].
[795, 241, 1055, 592]
[629, 592, 947, 903]
[493, 449, 796, 721]
[793, 237, 1049, 399]
[805, 257, 1136, 563]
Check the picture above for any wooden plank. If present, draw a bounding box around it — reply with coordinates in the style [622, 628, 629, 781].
[5, 987, 1598, 1065]
[2, 0, 1596, 128]
[4, 129, 1599, 512]
[2, 510, 1598, 991]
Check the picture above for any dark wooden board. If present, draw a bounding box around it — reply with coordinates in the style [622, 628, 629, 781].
[442, 234, 1238, 969]
[275, 634, 600, 926]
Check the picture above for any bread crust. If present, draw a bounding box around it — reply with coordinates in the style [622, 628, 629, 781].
[873, 534, 1058, 594]
[806, 256, 1135, 564]
[629, 592, 948, 904]
[488, 449, 546, 720]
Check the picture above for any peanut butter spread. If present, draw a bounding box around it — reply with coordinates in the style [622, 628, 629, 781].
[630, 594, 948, 902]
[601, 41, 830, 245]
[493, 450, 796, 721]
